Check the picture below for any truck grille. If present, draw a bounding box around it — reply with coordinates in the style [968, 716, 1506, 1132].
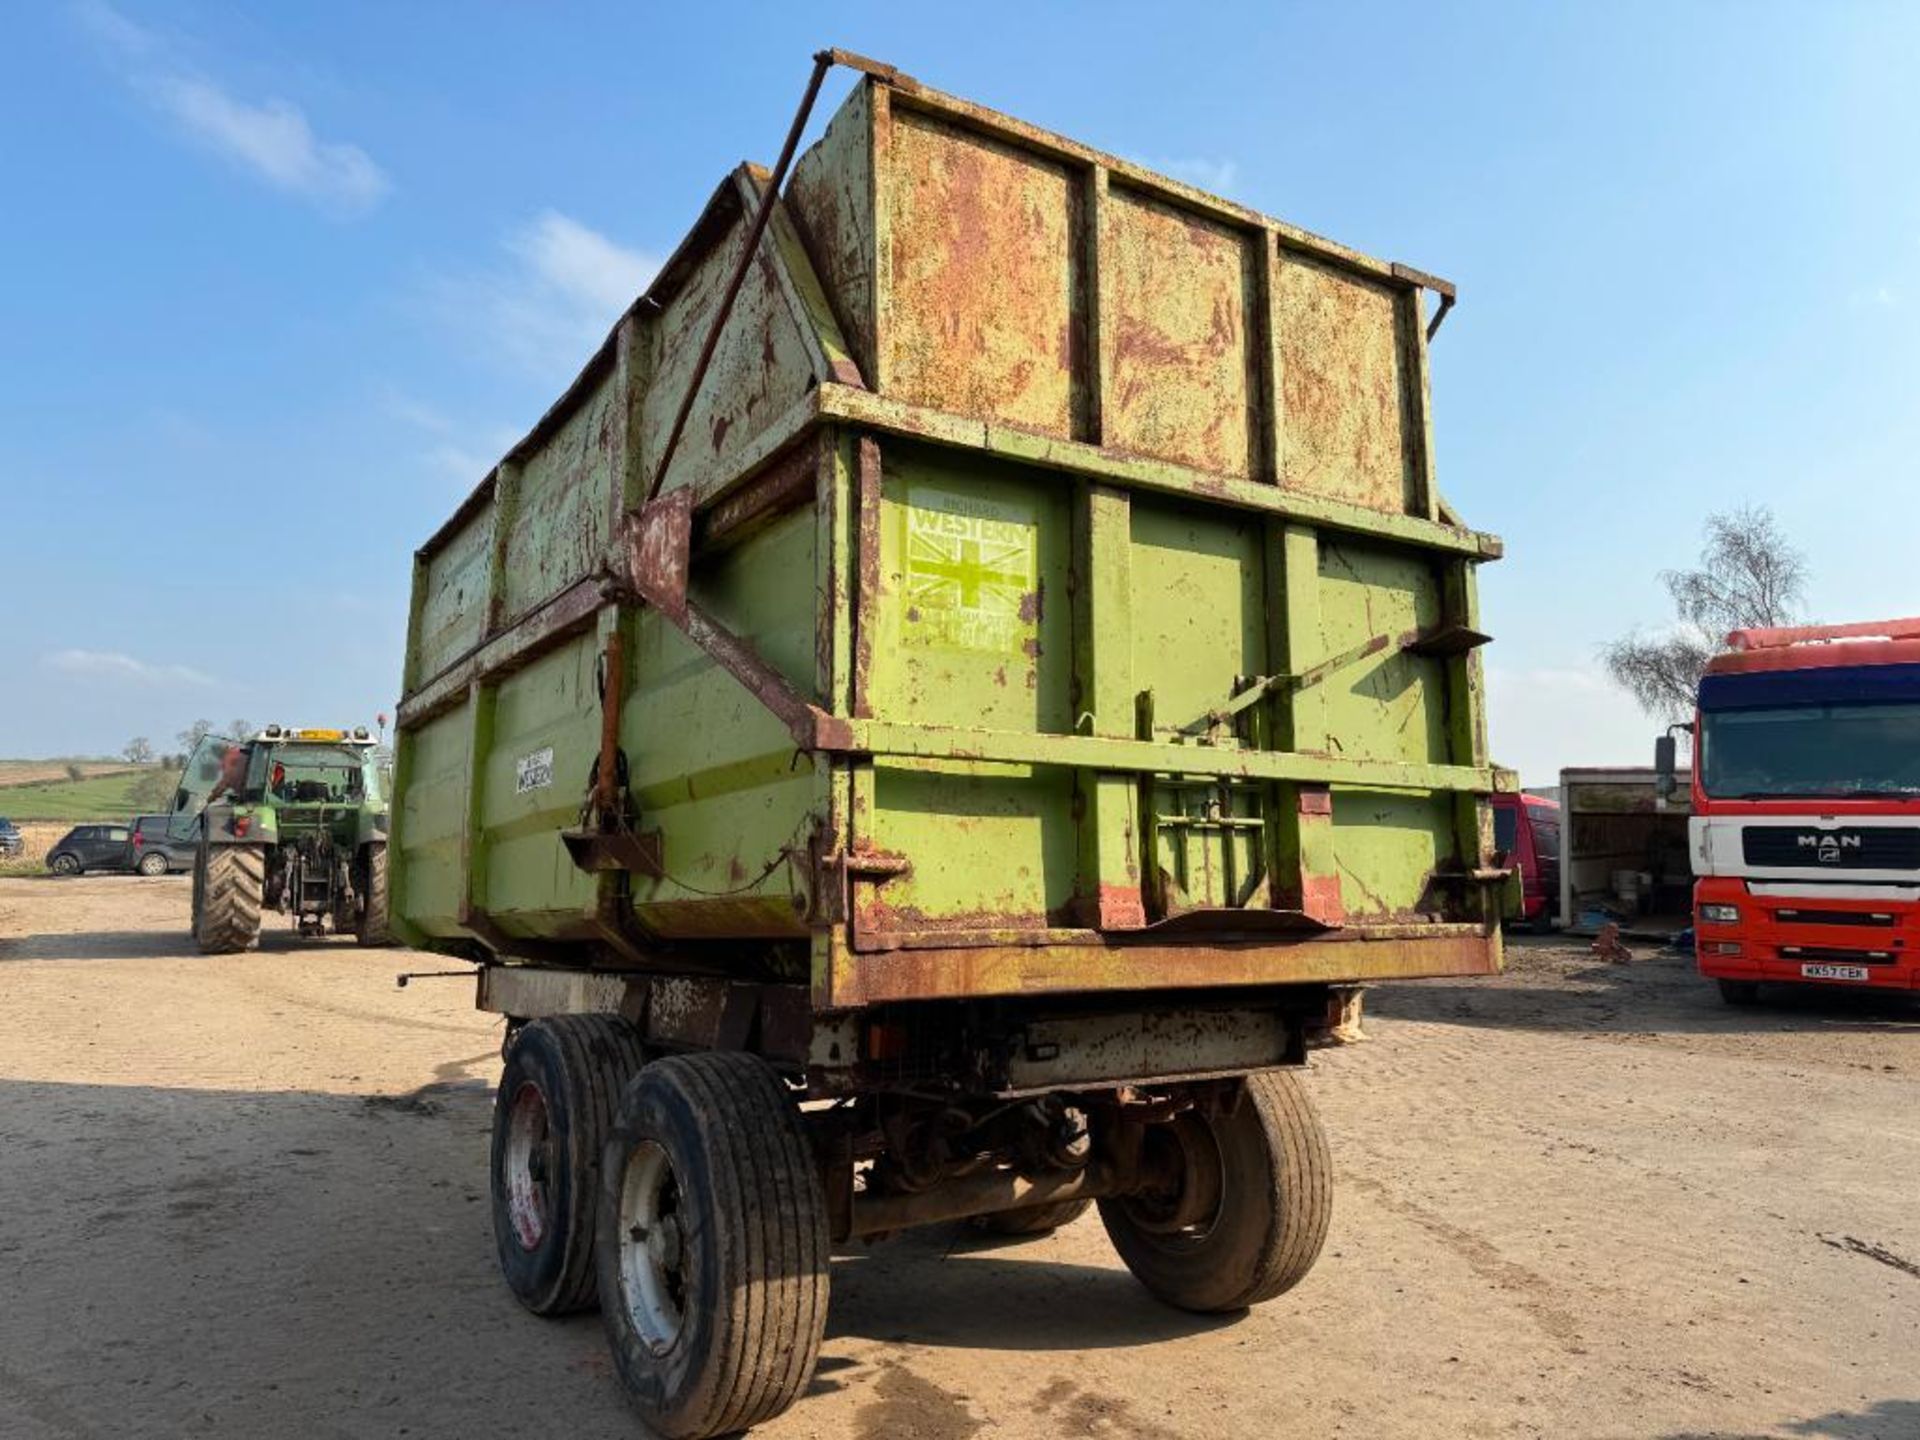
[1772, 908, 1895, 928]
[1777, 945, 1897, 966]
[1741, 827, 1920, 870]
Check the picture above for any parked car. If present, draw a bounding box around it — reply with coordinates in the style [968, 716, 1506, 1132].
[0, 817, 23, 858]
[45, 823, 133, 876]
[129, 814, 195, 876]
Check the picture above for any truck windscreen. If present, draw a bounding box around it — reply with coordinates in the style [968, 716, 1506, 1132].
[1701, 700, 1920, 798]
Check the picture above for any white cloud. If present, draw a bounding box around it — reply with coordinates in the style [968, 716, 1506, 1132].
[44, 649, 216, 688]
[149, 75, 387, 214]
[514, 212, 656, 317]
[1138, 155, 1241, 196]
[77, 1, 388, 217]
[432, 212, 660, 380]
[380, 390, 457, 437]
[424, 442, 502, 483]
[383, 388, 522, 484]
[1848, 283, 1901, 311]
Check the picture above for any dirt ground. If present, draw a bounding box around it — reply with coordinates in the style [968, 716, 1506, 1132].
[0, 878, 1915, 1440]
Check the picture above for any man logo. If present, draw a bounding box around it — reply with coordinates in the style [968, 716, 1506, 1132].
[1797, 831, 1862, 865]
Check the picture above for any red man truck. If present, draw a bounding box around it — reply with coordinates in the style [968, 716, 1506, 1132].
[1659, 619, 1920, 1003]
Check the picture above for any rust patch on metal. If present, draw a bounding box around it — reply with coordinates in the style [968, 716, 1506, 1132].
[1103, 187, 1254, 477]
[696, 437, 819, 553]
[1275, 247, 1413, 514]
[396, 575, 605, 729]
[1095, 881, 1148, 929]
[852, 435, 884, 717]
[885, 109, 1076, 435]
[784, 79, 877, 381]
[618, 489, 693, 624]
[832, 929, 1497, 1006]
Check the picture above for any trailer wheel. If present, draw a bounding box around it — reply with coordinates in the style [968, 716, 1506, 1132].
[970, 1198, 1092, 1237]
[597, 1052, 829, 1440]
[355, 843, 390, 946]
[490, 1015, 647, 1316]
[1100, 1071, 1331, 1313]
[194, 845, 264, 954]
[1717, 979, 1762, 1006]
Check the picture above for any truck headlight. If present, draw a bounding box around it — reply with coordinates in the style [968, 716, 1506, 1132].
[1699, 904, 1740, 924]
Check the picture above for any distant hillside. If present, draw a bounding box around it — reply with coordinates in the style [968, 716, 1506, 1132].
[0, 767, 174, 821]
[0, 761, 142, 789]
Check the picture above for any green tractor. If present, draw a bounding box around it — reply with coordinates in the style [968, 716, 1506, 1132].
[172, 725, 391, 953]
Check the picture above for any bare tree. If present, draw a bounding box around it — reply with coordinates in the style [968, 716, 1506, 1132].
[123, 737, 154, 765]
[177, 719, 213, 752]
[228, 718, 254, 741]
[1604, 506, 1807, 719]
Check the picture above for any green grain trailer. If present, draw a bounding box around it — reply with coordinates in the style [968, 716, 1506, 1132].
[391, 50, 1505, 1438]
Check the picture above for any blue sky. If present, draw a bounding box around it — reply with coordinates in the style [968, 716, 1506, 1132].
[2, 3, 1916, 782]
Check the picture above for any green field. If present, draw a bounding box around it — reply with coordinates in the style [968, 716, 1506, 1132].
[0, 769, 171, 821]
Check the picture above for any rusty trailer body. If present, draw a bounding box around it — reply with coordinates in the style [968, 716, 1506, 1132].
[389, 51, 1502, 1440]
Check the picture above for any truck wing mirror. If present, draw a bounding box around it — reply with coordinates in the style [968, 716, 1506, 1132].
[1654, 733, 1678, 798]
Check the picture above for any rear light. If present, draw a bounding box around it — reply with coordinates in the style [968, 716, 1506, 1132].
[230, 816, 251, 839]
[132, 833, 143, 848]
[1700, 904, 1740, 924]
[1713, 942, 1742, 955]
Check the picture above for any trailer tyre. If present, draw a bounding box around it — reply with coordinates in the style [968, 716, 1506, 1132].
[1717, 979, 1762, 1006]
[193, 844, 264, 954]
[597, 1052, 829, 1440]
[490, 1015, 647, 1316]
[355, 843, 390, 946]
[971, 1198, 1092, 1237]
[1100, 1071, 1331, 1313]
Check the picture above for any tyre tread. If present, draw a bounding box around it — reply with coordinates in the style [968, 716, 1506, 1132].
[1239, 1070, 1334, 1306]
[356, 843, 391, 945]
[195, 845, 264, 954]
[1099, 1069, 1332, 1313]
[601, 1051, 827, 1439]
[493, 1014, 647, 1315]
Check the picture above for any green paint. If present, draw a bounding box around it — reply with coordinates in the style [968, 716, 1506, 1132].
[391, 70, 1503, 970]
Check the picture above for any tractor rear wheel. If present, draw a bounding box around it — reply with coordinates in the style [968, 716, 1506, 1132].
[1099, 1071, 1331, 1313]
[355, 843, 390, 946]
[194, 844, 264, 954]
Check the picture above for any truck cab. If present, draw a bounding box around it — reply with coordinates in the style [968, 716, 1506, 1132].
[1661, 619, 1920, 1002]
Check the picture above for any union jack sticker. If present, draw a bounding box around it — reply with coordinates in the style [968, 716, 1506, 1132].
[903, 487, 1036, 653]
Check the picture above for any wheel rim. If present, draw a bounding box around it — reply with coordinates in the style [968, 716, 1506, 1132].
[617, 1139, 688, 1354]
[502, 1082, 554, 1251]
[1121, 1112, 1227, 1246]
[53, 855, 77, 875]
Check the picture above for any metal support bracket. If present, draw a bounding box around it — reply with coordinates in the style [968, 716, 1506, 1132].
[618, 490, 692, 624]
